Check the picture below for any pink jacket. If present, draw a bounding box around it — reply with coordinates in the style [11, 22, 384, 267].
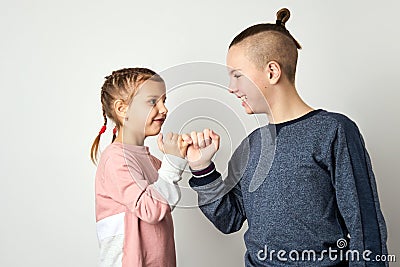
[95, 142, 186, 266]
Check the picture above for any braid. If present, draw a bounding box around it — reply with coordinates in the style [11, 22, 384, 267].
[104, 68, 157, 81]
[90, 67, 164, 165]
[102, 108, 107, 126]
[112, 127, 117, 143]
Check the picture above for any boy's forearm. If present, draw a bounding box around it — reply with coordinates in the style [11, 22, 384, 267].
[189, 166, 246, 234]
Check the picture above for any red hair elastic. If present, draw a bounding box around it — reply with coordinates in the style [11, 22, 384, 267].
[99, 125, 107, 135]
[113, 127, 117, 135]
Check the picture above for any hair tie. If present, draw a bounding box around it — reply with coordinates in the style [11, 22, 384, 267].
[99, 125, 107, 135]
[113, 127, 117, 135]
[276, 19, 282, 26]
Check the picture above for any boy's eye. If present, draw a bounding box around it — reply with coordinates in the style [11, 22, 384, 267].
[149, 99, 157, 105]
[234, 74, 242, 79]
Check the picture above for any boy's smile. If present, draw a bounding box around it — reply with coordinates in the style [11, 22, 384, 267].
[226, 45, 270, 114]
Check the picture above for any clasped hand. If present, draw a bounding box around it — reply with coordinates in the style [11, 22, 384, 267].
[158, 129, 220, 171]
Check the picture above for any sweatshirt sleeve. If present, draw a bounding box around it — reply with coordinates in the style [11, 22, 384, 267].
[188, 138, 249, 234]
[329, 118, 388, 266]
[152, 154, 187, 211]
[103, 153, 187, 224]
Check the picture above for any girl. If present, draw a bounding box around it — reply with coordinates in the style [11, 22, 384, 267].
[91, 68, 188, 267]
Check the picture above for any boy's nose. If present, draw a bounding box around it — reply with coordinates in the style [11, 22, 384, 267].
[228, 80, 239, 94]
[228, 87, 238, 94]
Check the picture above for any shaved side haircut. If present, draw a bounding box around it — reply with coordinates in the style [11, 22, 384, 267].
[229, 8, 301, 84]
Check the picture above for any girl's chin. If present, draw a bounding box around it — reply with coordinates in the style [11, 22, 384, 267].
[145, 131, 161, 137]
[145, 126, 162, 137]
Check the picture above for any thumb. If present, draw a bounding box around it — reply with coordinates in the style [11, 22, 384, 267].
[157, 133, 164, 152]
[210, 130, 220, 150]
[178, 135, 189, 157]
[179, 135, 190, 149]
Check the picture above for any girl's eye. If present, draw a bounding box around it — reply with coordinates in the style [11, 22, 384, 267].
[149, 99, 157, 105]
[234, 74, 242, 79]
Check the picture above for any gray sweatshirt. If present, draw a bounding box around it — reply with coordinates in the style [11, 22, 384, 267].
[189, 110, 388, 266]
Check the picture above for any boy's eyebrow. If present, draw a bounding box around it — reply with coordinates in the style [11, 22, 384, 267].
[147, 95, 166, 99]
[229, 69, 242, 75]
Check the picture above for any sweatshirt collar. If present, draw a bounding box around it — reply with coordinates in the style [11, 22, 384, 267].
[112, 142, 150, 155]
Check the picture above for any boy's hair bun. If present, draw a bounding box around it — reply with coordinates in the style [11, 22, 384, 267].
[229, 7, 301, 50]
[276, 8, 290, 27]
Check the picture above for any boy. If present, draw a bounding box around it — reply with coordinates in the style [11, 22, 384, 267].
[184, 8, 388, 267]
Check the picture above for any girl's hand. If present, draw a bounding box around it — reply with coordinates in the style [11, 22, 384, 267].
[181, 129, 220, 170]
[157, 132, 190, 159]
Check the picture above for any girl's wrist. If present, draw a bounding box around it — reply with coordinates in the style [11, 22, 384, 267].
[164, 149, 182, 158]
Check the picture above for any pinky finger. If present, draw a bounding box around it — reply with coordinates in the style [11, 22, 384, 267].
[181, 133, 193, 144]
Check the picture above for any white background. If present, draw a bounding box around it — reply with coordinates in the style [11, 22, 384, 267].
[0, 0, 399, 266]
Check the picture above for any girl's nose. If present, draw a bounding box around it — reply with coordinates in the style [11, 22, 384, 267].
[158, 101, 168, 115]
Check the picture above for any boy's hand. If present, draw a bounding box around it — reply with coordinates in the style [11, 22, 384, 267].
[157, 132, 190, 159]
[181, 129, 220, 170]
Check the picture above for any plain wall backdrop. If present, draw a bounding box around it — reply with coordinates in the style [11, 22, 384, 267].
[0, 0, 399, 266]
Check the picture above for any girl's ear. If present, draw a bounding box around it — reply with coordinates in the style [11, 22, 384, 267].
[114, 99, 127, 119]
[265, 61, 281, 85]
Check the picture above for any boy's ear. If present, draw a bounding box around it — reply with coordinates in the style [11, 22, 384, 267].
[114, 99, 127, 119]
[265, 61, 281, 85]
